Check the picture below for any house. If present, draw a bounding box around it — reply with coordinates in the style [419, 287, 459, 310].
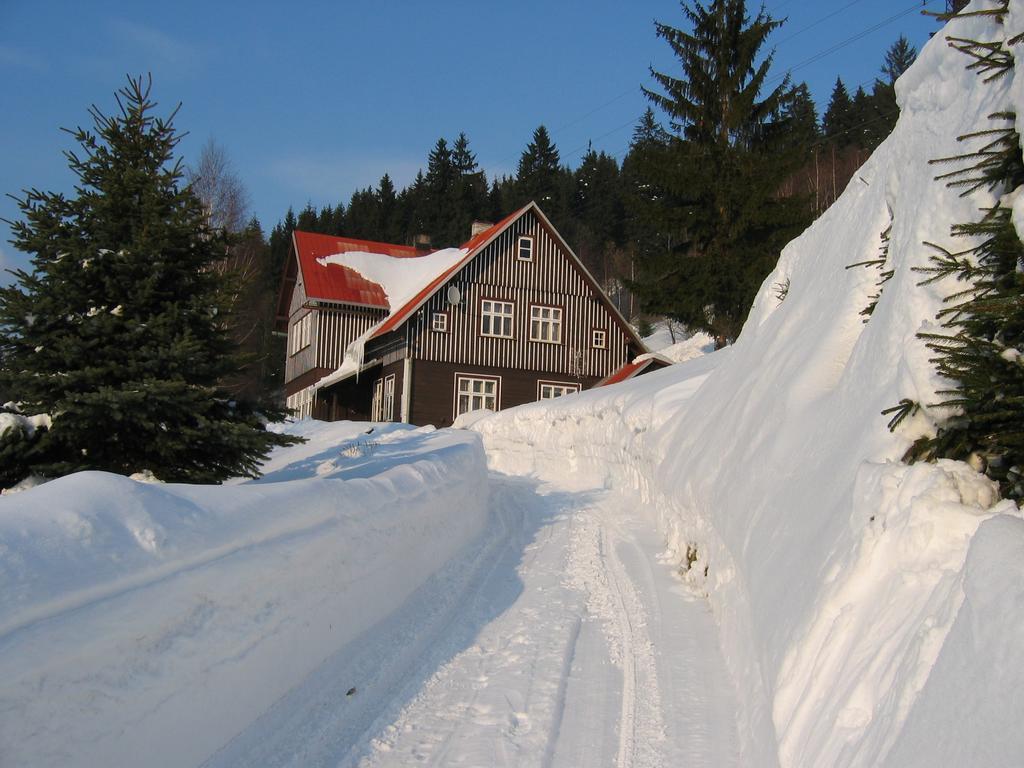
[276, 201, 648, 427]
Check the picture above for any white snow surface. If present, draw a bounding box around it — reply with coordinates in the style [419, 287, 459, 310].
[0, 420, 489, 767]
[462, 6, 1024, 766]
[642, 322, 716, 363]
[3, 6, 1024, 767]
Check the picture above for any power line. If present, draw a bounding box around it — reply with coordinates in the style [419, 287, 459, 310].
[487, 0, 939, 179]
[767, 0, 940, 85]
[773, 0, 868, 46]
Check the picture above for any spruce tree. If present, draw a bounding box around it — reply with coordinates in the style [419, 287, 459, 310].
[0, 76, 299, 487]
[451, 132, 489, 242]
[377, 173, 398, 243]
[423, 138, 458, 246]
[634, 0, 809, 346]
[882, 35, 917, 85]
[822, 77, 854, 145]
[516, 126, 562, 212]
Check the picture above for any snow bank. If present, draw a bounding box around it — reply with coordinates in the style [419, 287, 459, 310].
[469, 6, 1024, 766]
[0, 420, 489, 768]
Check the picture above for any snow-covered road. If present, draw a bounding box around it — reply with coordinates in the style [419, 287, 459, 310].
[210, 473, 739, 768]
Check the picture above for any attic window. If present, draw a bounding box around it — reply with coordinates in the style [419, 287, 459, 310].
[517, 235, 534, 261]
[432, 312, 448, 332]
[593, 329, 607, 349]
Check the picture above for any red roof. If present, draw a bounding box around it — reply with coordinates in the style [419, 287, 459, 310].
[370, 207, 526, 338]
[597, 355, 672, 387]
[600, 360, 647, 387]
[293, 231, 429, 308]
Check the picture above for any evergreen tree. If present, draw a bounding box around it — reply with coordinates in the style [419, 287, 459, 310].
[633, 0, 809, 346]
[451, 132, 489, 243]
[296, 202, 319, 231]
[822, 77, 854, 145]
[0, 76, 298, 486]
[516, 125, 562, 213]
[346, 187, 379, 240]
[376, 173, 398, 243]
[423, 138, 458, 246]
[891, 7, 1024, 500]
[882, 35, 917, 85]
[782, 82, 819, 145]
[850, 85, 872, 148]
[451, 132, 477, 175]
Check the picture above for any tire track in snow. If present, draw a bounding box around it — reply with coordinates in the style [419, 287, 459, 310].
[564, 509, 666, 768]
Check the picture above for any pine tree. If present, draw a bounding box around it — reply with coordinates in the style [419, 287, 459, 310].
[377, 173, 398, 243]
[633, 0, 809, 346]
[451, 132, 489, 242]
[423, 138, 458, 246]
[0, 76, 299, 487]
[516, 125, 562, 213]
[882, 35, 918, 85]
[822, 77, 854, 145]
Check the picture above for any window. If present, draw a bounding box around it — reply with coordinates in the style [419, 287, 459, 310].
[481, 299, 514, 338]
[372, 375, 397, 421]
[593, 328, 607, 349]
[287, 386, 315, 418]
[382, 375, 395, 421]
[291, 313, 312, 355]
[432, 312, 448, 332]
[517, 235, 534, 261]
[455, 374, 499, 417]
[530, 305, 562, 344]
[371, 378, 383, 421]
[538, 381, 580, 400]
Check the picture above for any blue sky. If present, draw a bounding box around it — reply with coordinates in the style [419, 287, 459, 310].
[1, 0, 943, 277]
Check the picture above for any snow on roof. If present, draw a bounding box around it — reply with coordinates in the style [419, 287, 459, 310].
[316, 247, 468, 313]
[293, 231, 429, 308]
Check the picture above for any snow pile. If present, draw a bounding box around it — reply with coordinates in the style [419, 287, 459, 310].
[642, 319, 716, 363]
[0, 420, 489, 768]
[469, 7, 1024, 767]
[314, 247, 466, 389]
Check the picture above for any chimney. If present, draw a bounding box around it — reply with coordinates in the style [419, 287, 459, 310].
[413, 233, 432, 249]
[470, 221, 493, 239]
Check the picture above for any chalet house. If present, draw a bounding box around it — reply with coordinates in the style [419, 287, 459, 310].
[276, 201, 648, 427]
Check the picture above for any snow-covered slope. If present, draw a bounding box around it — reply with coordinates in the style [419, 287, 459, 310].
[469, 6, 1024, 766]
[0, 421, 489, 767]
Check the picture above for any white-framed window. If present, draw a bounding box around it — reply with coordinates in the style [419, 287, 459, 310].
[372, 374, 397, 421]
[432, 312, 448, 332]
[530, 304, 562, 344]
[538, 381, 581, 400]
[371, 378, 383, 421]
[454, 374, 500, 418]
[291, 312, 313, 355]
[593, 328, 607, 349]
[382, 374, 395, 421]
[481, 299, 514, 338]
[517, 235, 534, 261]
[287, 385, 316, 418]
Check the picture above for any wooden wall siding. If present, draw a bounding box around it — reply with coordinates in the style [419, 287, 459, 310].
[285, 270, 318, 384]
[409, 359, 600, 428]
[408, 211, 629, 378]
[315, 306, 386, 370]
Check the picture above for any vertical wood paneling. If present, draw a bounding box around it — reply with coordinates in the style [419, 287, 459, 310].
[408, 211, 630, 378]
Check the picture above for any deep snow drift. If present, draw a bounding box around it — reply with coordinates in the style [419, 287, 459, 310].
[469, 6, 1024, 766]
[0, 421, 488, 767]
